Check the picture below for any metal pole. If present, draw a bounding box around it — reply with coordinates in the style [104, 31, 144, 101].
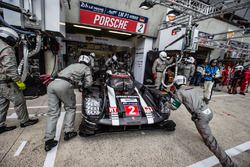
[41, 0, 46, 31]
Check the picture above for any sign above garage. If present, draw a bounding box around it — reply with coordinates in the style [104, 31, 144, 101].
[80, 1, 148, 34]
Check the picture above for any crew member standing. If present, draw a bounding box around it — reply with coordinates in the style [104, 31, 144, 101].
[105, 54, 119, 71]
[152, 51, 168, 89]
[240, 65, 250, 95]
[228, 65, 243, 94]
[168, 75, 237, 167]
[45, 55, 93, 151]
[89, 52, 95, 68]
[183, 56, 195, 82]
[0, 27, 38, 134]
[203, 59, 220, 104]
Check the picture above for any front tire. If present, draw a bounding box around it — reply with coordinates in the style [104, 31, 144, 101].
[79, 118, 96, 137]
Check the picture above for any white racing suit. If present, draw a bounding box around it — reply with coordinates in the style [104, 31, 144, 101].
[152, 58, 171, 89]
[45, 63, 93, 141]
[0, 39, 29, 127]
[175, 86, 237, 167]
[89, 56, 94, 68]
[178, 63, 195, 81]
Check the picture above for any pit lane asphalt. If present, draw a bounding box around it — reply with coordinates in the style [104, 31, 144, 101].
[0, 87, 250, 167]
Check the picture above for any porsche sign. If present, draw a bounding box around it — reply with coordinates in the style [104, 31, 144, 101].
[80, 1, 148, 34]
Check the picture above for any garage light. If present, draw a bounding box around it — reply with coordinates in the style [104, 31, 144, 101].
[73, 25, 101, 31]
[60, 22, 66, 26]
[109, 30, 132, 36]
[139, 0, 155, 10]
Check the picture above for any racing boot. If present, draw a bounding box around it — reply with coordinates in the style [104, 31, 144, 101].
[239, 92, 245, 96]
[45, 139, 58, 152]
[20, 119, 39, 128]
[0, 125, 17, 134]
[64, 131, 77, 141]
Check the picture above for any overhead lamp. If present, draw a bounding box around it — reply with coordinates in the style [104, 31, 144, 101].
[73, 25, 101, 31]
[60, 22, 66, 26]
[139, 0, 155, 10]
[109, 30, 132, 36]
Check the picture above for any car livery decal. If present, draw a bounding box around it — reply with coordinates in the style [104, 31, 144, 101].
[134, 88, 154, 124]
[120, 98, 138, 103]
[107, 86, 119, 126]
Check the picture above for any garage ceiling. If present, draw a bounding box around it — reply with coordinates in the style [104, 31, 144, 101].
[200, 0, 250, 27]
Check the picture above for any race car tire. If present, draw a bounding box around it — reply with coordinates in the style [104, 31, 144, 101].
[79, 119, 96, 137]
[158, 120, 176, 131]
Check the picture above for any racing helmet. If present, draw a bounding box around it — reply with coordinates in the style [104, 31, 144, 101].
[173, 75, 187, 86]
[106, 70, 112, 75]
[210, 59, 218, 66]
[89, 52, 95, 58]
[112, 55, 118, 61]
[234, 65, 244, 71]
[79, 55, 91, 65]
[186, 56, 195, 64]
[159, 51, 167, 61]
[0, 27, 19, 46]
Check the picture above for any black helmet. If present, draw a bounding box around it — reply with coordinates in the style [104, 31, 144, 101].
[210, 59, 218, 65]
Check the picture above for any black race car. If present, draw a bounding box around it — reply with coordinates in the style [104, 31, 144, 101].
[79, 71, 176, 136]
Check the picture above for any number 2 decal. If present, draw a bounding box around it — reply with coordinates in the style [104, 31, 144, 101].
[138, 24, 143, 33]
[128, 106, 136, 115]
[125, 105, 139, 116]
[136, 23, 145, 34]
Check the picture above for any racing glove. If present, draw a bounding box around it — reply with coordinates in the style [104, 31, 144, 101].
[15, 81, 26, 90]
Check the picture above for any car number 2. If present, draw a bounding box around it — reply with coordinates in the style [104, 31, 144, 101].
[125, 105, 139, 116]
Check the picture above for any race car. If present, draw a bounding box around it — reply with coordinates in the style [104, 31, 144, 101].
[79, 70, 176, 137]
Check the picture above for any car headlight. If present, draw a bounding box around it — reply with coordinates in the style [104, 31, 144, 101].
[84, 98, 101, 116]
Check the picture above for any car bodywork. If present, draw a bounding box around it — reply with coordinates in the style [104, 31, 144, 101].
[79, 71, 176, 136]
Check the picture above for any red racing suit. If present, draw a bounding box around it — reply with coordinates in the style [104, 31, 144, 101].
[240, 69, 250, 93]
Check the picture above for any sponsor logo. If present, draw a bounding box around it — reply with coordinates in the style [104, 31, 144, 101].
[93, 14, 129, 30]
[143, 106, 153, 113]
[79, 2, 148, 34]
[121, 98, 138, 103]
[109, 107, 118, 113]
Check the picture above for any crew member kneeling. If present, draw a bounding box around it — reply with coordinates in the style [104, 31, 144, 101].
[45, 55, 93, 151]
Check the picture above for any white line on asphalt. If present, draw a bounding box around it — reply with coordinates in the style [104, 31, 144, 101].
[43, 112, 66, 167]
[9, 104, 82, 110]
[212, 94, 231, 97]
[7, 111, 81, 119]
[14, 141, 27, 157]
[188, 141, 250, 167]
[199, 94, 231, 98]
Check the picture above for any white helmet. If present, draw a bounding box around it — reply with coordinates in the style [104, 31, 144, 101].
[159, 51, 167, 61]
[106, 70, 112, 75]
[186, 56, 195, 64]
[234, 65, 244, 71]
[173, 75, 187, 86]
[90, 52, 95, 58]
[0, 27, 19, 46]
[112, 55, 118, 61]
[79, 55, 91, 65]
